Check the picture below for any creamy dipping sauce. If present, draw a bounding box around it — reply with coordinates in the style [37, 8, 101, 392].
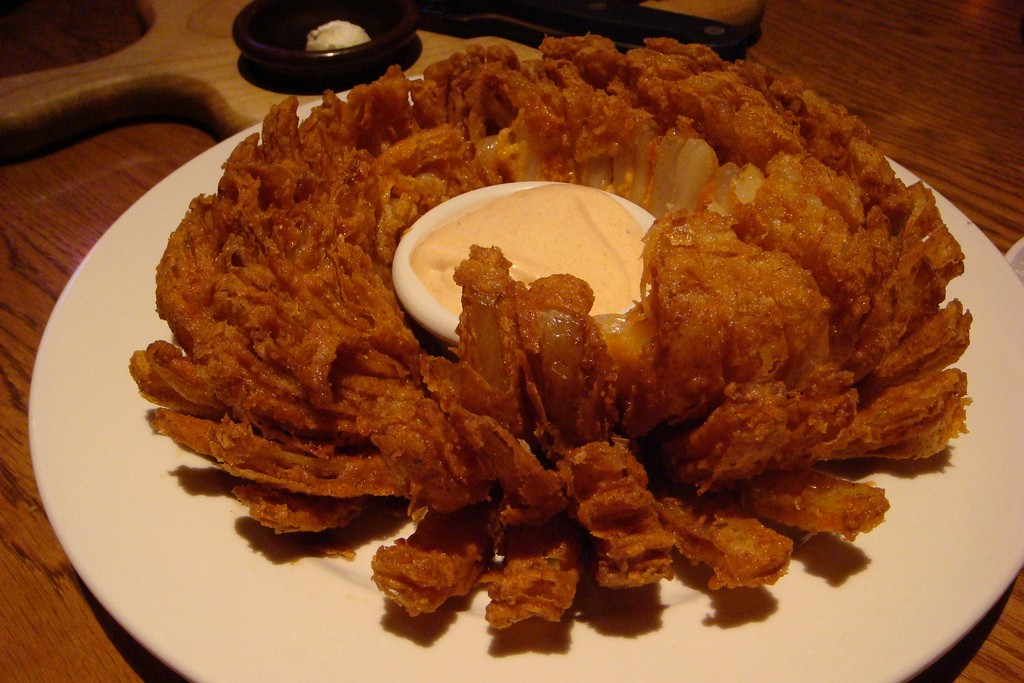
[305, 20, 371, 51]
[409, 183, 651, 318]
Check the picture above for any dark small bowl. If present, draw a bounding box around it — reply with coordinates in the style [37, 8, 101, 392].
[233, 0, 421, 92]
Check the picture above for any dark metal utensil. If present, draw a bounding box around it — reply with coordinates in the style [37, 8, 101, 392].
[418, 0, 748, 59]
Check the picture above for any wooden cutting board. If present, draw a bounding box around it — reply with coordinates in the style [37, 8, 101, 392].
[0, 0, 762, 160]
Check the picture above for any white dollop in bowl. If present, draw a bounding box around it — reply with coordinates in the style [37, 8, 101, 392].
[392, 181, 656, 345]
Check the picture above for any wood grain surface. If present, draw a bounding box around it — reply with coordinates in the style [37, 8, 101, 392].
[0, 0, 763, 159]
[1, 0, 1021, 681]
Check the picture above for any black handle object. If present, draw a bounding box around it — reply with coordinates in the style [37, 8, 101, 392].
[418, 0, 747, 59]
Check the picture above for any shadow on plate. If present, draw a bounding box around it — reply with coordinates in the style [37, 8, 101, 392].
[169, 463, 237, 497]
[792, 532, 871, 587]
[487, 615, 574, 656]
[377, 568, 668, 655]
[573, 575, 667, 637]
[233, 497, 409, 564]
[161, 452, 956, 654]
[379, 592, 468, 646]
[380, 554, 779, 653]
[817, 448, 954, 481]
[669, 558, 780, 628]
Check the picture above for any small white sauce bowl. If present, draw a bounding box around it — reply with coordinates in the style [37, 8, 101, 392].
[392, 181, 656, 345]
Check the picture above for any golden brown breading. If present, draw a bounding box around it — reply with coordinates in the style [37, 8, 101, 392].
[132, 34, 972, 629]
[158, 190, 424, 436]
[656, 490, 792, 590]
[660, 367, 858, 489]
[367, 392, 491, 515]
[730, 152, 902, 373]
[738, 468, 889, 541]
[482, 515, 583, 629]
[232, 484, 369, 534]
[889, 183, 967, 336]
[450, 245, 532, 437]
[150, 409, 401, 498]
[367, 124, 490, 266]
[816, 368, 970, 461]
[446, 405, 567, 527]
[558, 438, 675, 588]
[411, 44, 528, 141]
[130, 341, 226, 418]
[448, 246, 619, 452]
[865, 300, 971, 388]
[516, 274, 620, 451]
[624, 209, 832, 434]
[370, 504, 493, 616]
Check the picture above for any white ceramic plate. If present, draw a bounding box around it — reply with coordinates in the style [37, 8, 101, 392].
[30, 107, 1024, 682]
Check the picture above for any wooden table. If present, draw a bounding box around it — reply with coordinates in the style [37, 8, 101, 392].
[1, 1, 1021, 680]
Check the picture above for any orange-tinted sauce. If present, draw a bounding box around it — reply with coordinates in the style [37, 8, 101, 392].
[410, 184, 650, 315]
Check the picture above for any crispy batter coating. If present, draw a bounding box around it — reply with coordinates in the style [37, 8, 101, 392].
[130, 341, 226, 418]
[559, 438, 675, 588]
[232, 484, 369, 534]
[656, 490, 792, 590]
[816, 368, 970, 461]
[865, 301, 972, 387]
[449, 245, 532, 436]
[482, 515, 583, 628]
[150, 409, 401, 498]
[371, 505, 493, 616]
[660, 366, 857, 489]
[132, 35, 971, 626]
[739, 468, 889, 541]
[445, 406, 567, 527]
[730, 153, 901, 374]
[366, 391, 491, 514]
[517, 274, 620, 451]
[626, 209, 834, 434]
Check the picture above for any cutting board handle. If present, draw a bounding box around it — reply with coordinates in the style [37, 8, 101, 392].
[0, 0, 260, 161]
[0, 47, 230, 160]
